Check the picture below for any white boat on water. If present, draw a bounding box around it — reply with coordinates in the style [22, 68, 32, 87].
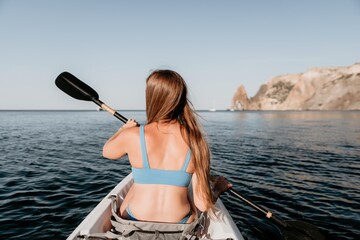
[67, 174, 244, 240]
[209, 101, 217, 112]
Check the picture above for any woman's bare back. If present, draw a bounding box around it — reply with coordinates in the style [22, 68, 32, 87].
[119, 122, 196, 223]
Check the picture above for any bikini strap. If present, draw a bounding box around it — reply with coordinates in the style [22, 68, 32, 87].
[140, 125, 150, 168]
[181, 149, 191, 171]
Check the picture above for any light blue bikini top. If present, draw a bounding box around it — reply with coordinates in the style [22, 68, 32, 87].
[132, 125, 192, 187]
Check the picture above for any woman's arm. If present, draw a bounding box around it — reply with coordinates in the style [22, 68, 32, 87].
[103, 119, 138, 160]
[191, 173, 209, 212]
[192, 174, 232, 212]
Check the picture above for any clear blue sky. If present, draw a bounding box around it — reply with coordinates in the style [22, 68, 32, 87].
[1, 0, 359, 110]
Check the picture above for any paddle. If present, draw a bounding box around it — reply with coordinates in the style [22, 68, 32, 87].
[228, 187, 335, 240]
[55, 72, 128, 123]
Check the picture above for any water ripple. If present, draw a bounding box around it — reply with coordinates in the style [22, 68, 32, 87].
[0, 111, 359, 239]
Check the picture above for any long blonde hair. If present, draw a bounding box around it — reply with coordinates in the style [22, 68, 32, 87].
[146, 69, 214, 210]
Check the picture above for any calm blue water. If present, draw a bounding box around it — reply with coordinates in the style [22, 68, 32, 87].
[0, 110, 359, 240]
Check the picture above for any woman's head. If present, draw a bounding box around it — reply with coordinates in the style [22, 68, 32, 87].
[146, 69, 187, 123]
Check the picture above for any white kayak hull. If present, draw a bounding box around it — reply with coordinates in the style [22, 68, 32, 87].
[67, 174, 244, 240]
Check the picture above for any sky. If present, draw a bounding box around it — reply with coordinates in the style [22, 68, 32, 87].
[0, 0, 359, 110]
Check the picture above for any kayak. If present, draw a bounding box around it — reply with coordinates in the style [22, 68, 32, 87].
[67, 174, 244, 240]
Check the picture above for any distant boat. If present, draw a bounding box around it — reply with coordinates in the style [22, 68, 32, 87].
[97, 107, 103, 111]
[209, 101, 216, 112]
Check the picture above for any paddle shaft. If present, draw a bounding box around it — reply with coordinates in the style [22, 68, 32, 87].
[92, 98, 128, 123]
[229, 188, 331, 239]
[229, 188, 287, 228]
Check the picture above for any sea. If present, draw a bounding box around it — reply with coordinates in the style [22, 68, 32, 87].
[0, 110, 359, 240]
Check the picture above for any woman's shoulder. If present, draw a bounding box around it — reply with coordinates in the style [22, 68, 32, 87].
[123, 125, 141, 135]
[118, 126, 141, 144]
[119, 126, 141, 153]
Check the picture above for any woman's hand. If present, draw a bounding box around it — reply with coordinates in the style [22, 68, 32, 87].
[119, 118, 138, 131]
[210, 175, 232, 201]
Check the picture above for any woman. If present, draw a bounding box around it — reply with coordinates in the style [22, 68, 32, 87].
[103, 69, 216, 223]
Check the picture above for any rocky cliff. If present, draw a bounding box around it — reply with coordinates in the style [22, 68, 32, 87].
[231, 63, 360, 110]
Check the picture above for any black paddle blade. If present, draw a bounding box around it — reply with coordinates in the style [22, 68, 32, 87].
[55, 72, 99, 101]
[281, 220, 334, 240]
[227, 188, 337, 240]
